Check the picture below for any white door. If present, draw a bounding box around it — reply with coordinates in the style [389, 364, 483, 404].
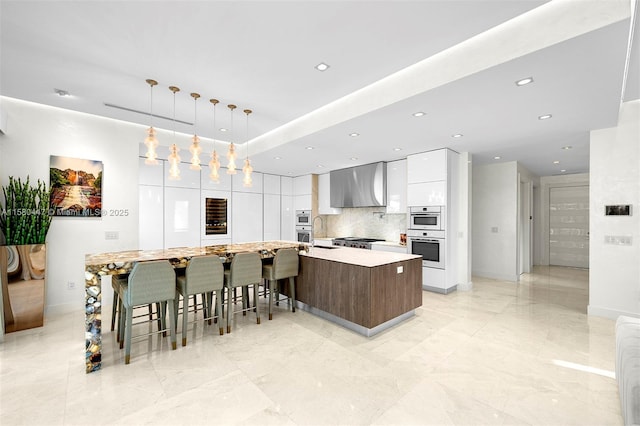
[549, 186, 589, 268]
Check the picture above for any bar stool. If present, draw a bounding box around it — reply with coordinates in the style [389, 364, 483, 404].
[119, 260, 177, 364]
[111, 274, 161, 342]
[175, 255, 225, 345]
[262, 248, 299, 320]
[224, 252, 262, 333]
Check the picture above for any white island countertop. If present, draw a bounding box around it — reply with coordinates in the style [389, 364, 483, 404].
[301, 245, 420, 268]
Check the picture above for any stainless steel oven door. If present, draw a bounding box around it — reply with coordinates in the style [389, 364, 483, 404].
[408, 237, 445, 269]
[296, 227, 311, 243]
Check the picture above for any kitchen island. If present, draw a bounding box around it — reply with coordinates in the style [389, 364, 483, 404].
[297, 246, 422, 336]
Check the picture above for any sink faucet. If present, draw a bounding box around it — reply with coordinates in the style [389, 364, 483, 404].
[311, 215, 325, 248]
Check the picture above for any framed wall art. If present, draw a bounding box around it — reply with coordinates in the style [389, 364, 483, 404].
[50, 155, 103, 217]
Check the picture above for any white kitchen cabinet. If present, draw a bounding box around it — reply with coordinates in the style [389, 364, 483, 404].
[232, 171, 263, 194]
[318, 173, 342, 215]
[200, 189, 231, 246]
[281, 195, 294, 241]
[294, 174, 313, 195]
[231, 192, 263, 243]
[164, 164, 201, 189]
[407, 149, 447, 184]
[164, 187, 201, 249]
[407, 181, 447, 206]
[201, 165, 232, 191]
[138, 158, 164, 186]
[281, 176, 293, 196]
[139, 185, 164, 250]
[263, 174, 281, 195]
[294, 194, 312, 211]
[386, 159, 407, 214]
[263, 193, 281, 241]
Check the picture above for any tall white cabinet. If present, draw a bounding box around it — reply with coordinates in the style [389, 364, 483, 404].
[406, 148, 459, 294]
[281, 176, 294, 241]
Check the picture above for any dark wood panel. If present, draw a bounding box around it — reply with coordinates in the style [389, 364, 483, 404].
[295, 256, 421, 329]
[370, 258, 422, 327]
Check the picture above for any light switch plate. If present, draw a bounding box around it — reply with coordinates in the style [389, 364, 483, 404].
[491, 227, 499, 233]
[105, 231, 119, 240]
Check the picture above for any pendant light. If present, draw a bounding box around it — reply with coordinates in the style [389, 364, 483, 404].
[189, 92, 202, 170]
[226, 104, 237, 174]
[143, 79, 159, 165]
[208, 98, 221, 182]
[242, 109, 253, 187]
[167, 86, 181, 180]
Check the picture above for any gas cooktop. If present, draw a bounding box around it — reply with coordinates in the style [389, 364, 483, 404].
[332, 237, 385, 249]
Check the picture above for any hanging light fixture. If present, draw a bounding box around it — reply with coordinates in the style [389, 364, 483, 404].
[242, 109, 253, 187]
[143, 79, 159, 165]
[226, 104, 237, 174]
[189, 92, 202, 170]
[208, 98, 221, 182]
[167, 85, 181, 180]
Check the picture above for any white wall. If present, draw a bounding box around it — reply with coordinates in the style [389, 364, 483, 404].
[589, 100, 640, 319]
[0, 97, 139, 313]
[472, 161, 519, 281]
[457, 152, 472, 290]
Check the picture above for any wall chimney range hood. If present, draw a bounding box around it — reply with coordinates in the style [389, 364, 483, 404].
[330, 162, 386, 208]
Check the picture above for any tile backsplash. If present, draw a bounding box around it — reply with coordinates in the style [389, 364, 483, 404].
[316, 208, 407, 243]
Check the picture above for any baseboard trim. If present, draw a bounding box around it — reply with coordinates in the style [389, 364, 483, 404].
[472, 270, 519, 282]
[588, 305, 640, 320]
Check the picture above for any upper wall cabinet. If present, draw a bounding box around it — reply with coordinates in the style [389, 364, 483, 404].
[232, 171, 263, 194]
[318, 173, 342, 215]
[294, 174, 313, 195]
[138, 158, 164, 186]
[281, 176, 294, 196]
[386, 159, 407, 214]
[407, 149, 447, 184]
[201, 166, 232, 191]
[263, 174, 281, 195]
[165, 165, 201, 189]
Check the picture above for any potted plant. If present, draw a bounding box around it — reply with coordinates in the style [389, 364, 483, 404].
[0, 176, 52, 332]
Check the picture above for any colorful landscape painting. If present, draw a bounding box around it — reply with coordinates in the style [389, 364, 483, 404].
[50, 156, 102, 217]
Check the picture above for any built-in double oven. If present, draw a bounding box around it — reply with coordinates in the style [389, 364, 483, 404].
[295, 210, 312, 242]
[408, 206, 445, 269]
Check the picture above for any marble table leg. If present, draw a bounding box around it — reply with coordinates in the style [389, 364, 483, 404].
[85, 268, 102, 373]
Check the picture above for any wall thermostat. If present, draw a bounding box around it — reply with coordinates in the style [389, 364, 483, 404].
[605, 205, 632, 216]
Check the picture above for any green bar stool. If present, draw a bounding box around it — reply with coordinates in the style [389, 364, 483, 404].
[262, 248, 299, 320]
[224, 252, 262, 333]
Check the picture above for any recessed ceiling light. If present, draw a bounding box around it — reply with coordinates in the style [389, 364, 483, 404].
[562, 145, 572, 150]
[393, 147, 402, 151]
[553, 160, 560, 164]
[412, 111, 426, 117]
[219, 128, 228, 132]
[560, 169, 567, 173]
[273, 156, 281, 160]
[538, 114, 553, 120]
[305, 146, 314, 150]
[451, 134, 463, 138]
[494, 156, 501, 160]
[54, 88, 70, 97]
[315, 62, 330, 72]
[515, 77, 534, 86]
[317, 165, 324, 168]
[350, 157, 358, 161]
[349, 132, 360, 137]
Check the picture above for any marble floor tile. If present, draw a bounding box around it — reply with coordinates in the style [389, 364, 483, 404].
[0, 266, 624, 425]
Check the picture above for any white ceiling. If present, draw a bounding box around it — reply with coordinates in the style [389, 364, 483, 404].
[1, 0, 637, 178]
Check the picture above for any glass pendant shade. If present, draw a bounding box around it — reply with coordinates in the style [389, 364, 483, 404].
[226, 104, 238, 174]
[143, 79, 159, 165]
[242, 158, 253, 187]
[209, 98, 221, 182]
[227, 142, 237, 174]
[189, 135, 201, 170]
[168, 143, 181, 180]
[144, 127, 159, 165]
[209, 150, 220, 182]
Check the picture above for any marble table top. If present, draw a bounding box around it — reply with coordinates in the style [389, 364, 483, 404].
[301, 245, 421, 268]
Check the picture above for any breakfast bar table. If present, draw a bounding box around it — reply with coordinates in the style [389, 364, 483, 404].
[84, 241, 306, 373]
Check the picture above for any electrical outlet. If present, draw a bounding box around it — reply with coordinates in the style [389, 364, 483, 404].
[67, 281, 75, 290]
[605, 235, 633, 246]
[397, 266, 403, 274]
[491, 227, 499, 233]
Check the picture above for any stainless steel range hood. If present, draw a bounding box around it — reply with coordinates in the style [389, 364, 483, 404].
[330, 162, 386, 208]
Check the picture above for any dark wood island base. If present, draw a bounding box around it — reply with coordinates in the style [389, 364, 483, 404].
[296, 247, 423, 336]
